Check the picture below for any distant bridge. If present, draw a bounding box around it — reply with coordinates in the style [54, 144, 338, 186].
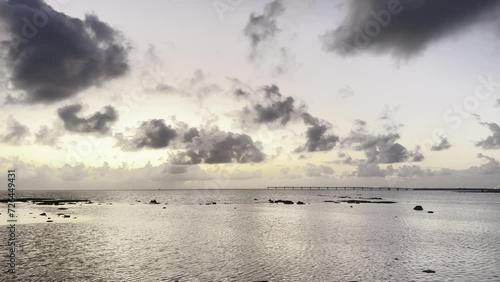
[266, 186, 411, 191]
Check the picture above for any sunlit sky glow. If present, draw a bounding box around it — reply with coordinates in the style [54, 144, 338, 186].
[0, 0, 499, 189]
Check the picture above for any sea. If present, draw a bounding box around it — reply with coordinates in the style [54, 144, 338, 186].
[0, 189, 499, 282]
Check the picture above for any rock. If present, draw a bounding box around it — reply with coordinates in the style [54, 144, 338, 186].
[297, 201, 305, 205]
[149, 200, 160, 204]
[58, 207, 68, 210]
[268, 199, 275, 203]
[63, 214, 70, 218]
[283, 200, 294, 204]
[47, 217, 51, 219]
[40, 213, 47, 216]
[162, 207, 166, 209]
[428, 211, 434, 214]
[57, 213, 64, 216]
[413, 205, 424, 211]
[46, 220, 53, 223]
[422, 269, 436, 273]
[254, 198, 258, 201]
[212, 202, 217, 205]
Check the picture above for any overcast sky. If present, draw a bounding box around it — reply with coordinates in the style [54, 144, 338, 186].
[0, 0, 499, 189]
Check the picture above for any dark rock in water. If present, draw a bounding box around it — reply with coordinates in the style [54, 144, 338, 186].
[254, 198, 258, 201]
[268, 199, 275, 203]
[58, 207, 68, 210]
[428, 211, 434, 214]
[350, 206, 353, 208]
[40, 213, 47, 216]
[57, 213, 64, 216]
[63, 214, 70, 218]
[414, 205, 424, 211]
[283, 200, 294, 205]
[46, 220, 54, 223]
[149, 200, 160, 204]
[324, 200, 340, 203]
[297, 201, 305, 205]
[212, 202, 217, 205]
[205, 203, 212, 205]
[422, 269, 436, 273]
[47, 217, 51, 219]
[162, 207, 166, 209]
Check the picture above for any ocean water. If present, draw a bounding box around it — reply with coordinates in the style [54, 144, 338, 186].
[1, 189, 499, 282]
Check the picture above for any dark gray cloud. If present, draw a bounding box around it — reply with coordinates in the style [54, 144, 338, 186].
[172, 127, 265, 165]
[342, 120, 424, 164]
[476, 122, 500, 149]
[58, 104, 118, 135]
[0, 116, 30, 144]
[0, 0, 130, 103]
[117, 119, 177, 150]
[183, 127, 200, 143]
[495, 99, 500, 107]
[236, 84, 338, 153]
[243, 0, 285, 60]
[296, 113, 339, 152]
[239, 84, 300, 127]
[322, 0, 500, 59]
[431, 136, 452, 151]
[234, 88, 250, 97]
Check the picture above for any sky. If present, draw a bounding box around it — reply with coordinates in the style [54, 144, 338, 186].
[0, 0, 499, 190]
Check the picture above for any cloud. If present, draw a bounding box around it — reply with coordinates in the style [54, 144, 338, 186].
[321, 0, 500, 59]
[495, 99, 500, 107]
[475, 153, 500, 175]
[342, 120, 424, 163]
[234, 83, 338, 153]
[356, 163, 387, 177]
[35, 125, 61, 147]
[305, 163, 335, 177]
[117, 119, 177, 150]
[397, 165, 434, 178]
[338, 85, 354, 99]
[296, 113, 339, 152]
[243, 0, 285, 60]
[238, 84, 302, 129]
[0, 116, 30, 144]
[58, 104, 118, 135]
[172, 127, 266, 164]
[476, 122, 500, 149]
[431, 136, 452, 151]
[0, 0, 130, 103]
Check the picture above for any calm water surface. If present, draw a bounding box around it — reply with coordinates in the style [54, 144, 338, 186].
[1, 189, 499, 281]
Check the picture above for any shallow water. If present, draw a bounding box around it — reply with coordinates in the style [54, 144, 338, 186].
[1, 189, 499, 281]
